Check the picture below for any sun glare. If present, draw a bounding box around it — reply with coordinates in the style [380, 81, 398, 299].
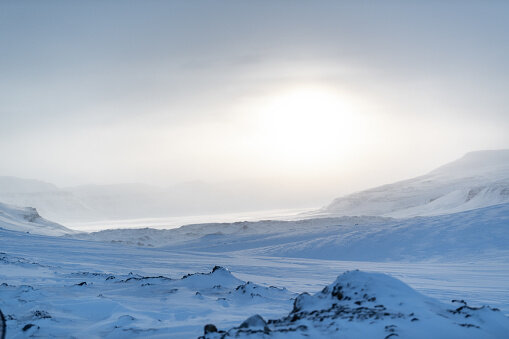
[251, 86, 360, 170]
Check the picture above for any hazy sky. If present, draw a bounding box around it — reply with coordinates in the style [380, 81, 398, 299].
[1, 1, 508, 205]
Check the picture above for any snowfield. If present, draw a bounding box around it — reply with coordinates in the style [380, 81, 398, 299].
[1, 223, 509, 338]
[1, 150, 509, 338]
[69, 203, 509, 262]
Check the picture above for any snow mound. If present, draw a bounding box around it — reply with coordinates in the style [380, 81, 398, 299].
[0, 201, 74, 236]
[321, 150, 509, 218]
[0, 263, 296, 338]
[202, 270, 509, 338]
[178, 266, 245, 289]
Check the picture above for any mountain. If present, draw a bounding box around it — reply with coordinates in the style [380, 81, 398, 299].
[0, 176, 99, 222]
[320, 150, 509, 218]
[1, 149, 508, 223]
[0, 176, 58, 193]
[0, 201, 74, 236]
[0, 178, 237, 223]
[0, 177, 312, 224]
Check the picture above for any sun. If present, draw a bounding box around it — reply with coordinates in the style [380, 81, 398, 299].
[249, 85, 359, 170]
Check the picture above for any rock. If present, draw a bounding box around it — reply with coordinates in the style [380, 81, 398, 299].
[239, 314, 270, 332]
[204, 324, 218, 334]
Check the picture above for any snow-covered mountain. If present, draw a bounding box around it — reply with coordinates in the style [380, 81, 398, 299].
[0, 176, 58, 194]
[319, 150, 509, 218]
[3, 149, 507, 224]
[0, 201, 74, 236]
[0, 177, 313, 224]
[0, 176, 100, 222]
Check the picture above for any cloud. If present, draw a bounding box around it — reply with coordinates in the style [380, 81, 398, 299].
[0, 0, 507, 201]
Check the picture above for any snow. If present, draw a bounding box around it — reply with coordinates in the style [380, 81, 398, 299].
[0, 177, 314, 226]
[69, 203, 509, 262]
[319, 150, 509, 218]
[0, 202, 74, 236]
[204, 271, 509, 338]
[2, 149, 507, 227]
[1, 224, 509, 338]
[0, 230, 296, 338]
[1, 150, 508, 338]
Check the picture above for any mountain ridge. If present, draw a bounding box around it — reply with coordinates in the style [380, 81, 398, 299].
[0, 201, 74, 236]
[320, 149, 509, 218]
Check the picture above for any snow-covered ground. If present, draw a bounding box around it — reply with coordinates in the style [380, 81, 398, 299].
[65, 207, 314, 233]
[68, 203, 509, 262]
[1, 223, 509, 338]
[1, 150, 509, 337]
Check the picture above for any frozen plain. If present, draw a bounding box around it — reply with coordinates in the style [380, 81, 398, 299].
[1, 208, 509, 338]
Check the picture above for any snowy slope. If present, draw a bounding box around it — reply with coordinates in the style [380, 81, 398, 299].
[68, 216, 389, 248]
[320, 150, 509, 218]
[0, 201, 74, 236]
[232, 203, 509, 261]
[0, 176, 99, 222]
[204, 271, 509, 339]
[71, 203, 509, 262]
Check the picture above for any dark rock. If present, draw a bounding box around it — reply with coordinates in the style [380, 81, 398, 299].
[459, 323, 480, 328]
[32, 310, 51, 319]
[22, 324, 36, 332]
[204, 324, 217, 334]
[239, 314, 270, 332]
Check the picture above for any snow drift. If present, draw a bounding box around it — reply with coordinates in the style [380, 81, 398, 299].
[320, 150, 509, 218]
[203, 270, 509, 339]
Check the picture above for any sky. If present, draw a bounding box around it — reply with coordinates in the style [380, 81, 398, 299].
[1, 0, 508, 207]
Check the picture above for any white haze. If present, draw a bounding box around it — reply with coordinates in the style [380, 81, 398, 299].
[1, 1, 509, 212]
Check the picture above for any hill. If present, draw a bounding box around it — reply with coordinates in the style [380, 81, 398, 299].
[320, 150, 509, 218]
[0, 201, 74, 236]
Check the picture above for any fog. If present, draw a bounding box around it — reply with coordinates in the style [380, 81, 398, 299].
[1, 1, 508, 213]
